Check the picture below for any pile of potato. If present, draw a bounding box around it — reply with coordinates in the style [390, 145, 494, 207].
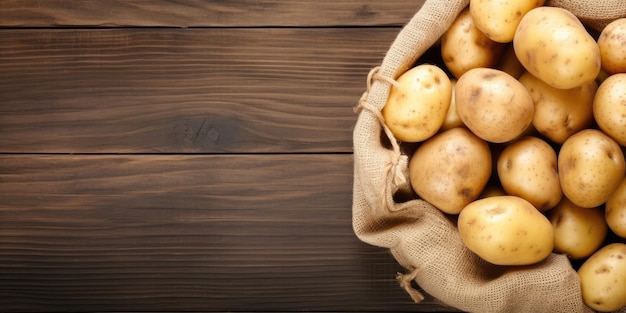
[380, 1, 626, 311]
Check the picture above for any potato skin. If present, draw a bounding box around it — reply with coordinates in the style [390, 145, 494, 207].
[598, 18, 626, 74]
[497, 44, 526, 79]
[578, 243, 626, 312]
[470, 0, 545, 43]
[519, 72, 597, 144]
[497, 136, 562, 211]
[455, 68, 534, 143]
[458, 195, 554, 265]
[513, 7, 600, 89]
[548, 198, 607, 260]
[593, 73, 626, 146]
[480, 184, 507, 198]
[558, 129, 626, 208]
[440, 80, 465, 131]
[606, 177, 626, 239]
[382, 64, 451, 142]
[409, 128, 491, 214]
[441, 8, 505, 79]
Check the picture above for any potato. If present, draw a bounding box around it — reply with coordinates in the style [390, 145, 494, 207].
[441, 8, 506, 79]
[409, 128, 491, 214]
[458, 195, 553, 265]
[558, 129, 626, 208]
[548, 197, 607, 260]
[596, 67, 612, 85]
[480, 184, 507, 198]
[496, 44, 526, 79]
[593, 73, 626, 146]
[455, 68, 534, 143]
[440, 80, 464, 131]
[513, 7, 601, 89]
[497, 136, 562, 211]
[577, 243, 626, 312]
[598, 18, 626, 74]
[519, 71, 597, 144]
[606, 177, 626, 239]
[382, 64, 452, 142]
[470, 0, 545, 43]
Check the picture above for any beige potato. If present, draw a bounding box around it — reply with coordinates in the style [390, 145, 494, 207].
[470, 0, 545, 43]
[497, 136, 562, 211]
[558, 129, 626, 208]
[578, 243, 626, 312]
[496, 44, 526, 79]
[409, 128, 491, 214]
[440, 80, 464, 131]
[455, 67, 534, 143]
[548, 197, 607, 260]
[382, 64, 452, 142]
[458, 195, 554, 265]
[598, 18, 626, 74]
[510, 120, 539, 141]
[593, 73, 626, 146]
[519, 72, 597, 144]
[441, 8, 506, 79]
[606, 177, 626, 239]
[514, 7, 601, 89]
[480, 184, 507, 198]
[596, 67, 612, 85]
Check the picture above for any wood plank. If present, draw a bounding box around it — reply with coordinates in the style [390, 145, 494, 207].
[0, 154, 454, 311]
[0, 0, 421, 27]
[0, 28, 399, 154]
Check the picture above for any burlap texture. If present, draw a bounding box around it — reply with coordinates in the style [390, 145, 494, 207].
[352, 1, 626, 312]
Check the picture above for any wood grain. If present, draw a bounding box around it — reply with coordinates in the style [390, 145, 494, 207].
[0, 28, 397, 154]
[0, 1, 460, 311]
[0, 0, 420, 27]
[0, 154, 454, 312]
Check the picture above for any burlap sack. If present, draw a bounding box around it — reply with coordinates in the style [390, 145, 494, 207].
[352, 1, 626, 312]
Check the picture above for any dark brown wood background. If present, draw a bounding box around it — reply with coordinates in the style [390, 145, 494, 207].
[0, 1, 458, 311]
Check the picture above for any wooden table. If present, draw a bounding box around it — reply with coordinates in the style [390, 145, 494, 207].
[0, 1, 457, 311]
